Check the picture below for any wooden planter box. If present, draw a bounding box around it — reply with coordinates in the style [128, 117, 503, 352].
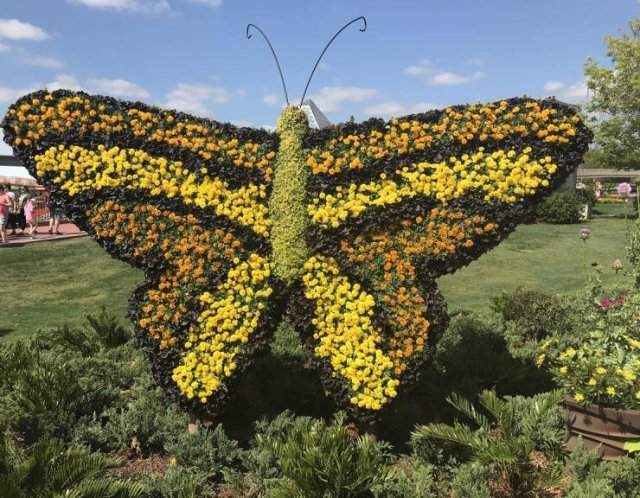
[562, 396, 640, 460]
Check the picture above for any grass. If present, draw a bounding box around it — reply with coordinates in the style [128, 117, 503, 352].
[0, 218, 633, 342]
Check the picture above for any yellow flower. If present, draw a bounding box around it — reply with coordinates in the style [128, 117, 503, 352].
[595, 367, 607, 375]
[559, 366, 568, 375]
[536, 354, 546, 367]
[606, 386, 616, 396]
[574, 393, 585, 402]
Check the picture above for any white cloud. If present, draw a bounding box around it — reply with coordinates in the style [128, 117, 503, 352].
[188, 0, 223, 7]
[163, 83, 230, 115]
[364, 100, 440, 118]
[543, 80, 565, 92]
[263, 94, 279, 106]
[430, 71, 484, 86]
[542, 79, 589, 104]
[0, 42, 9, 52]
[309, 86, 379, 113]
[0, 19, 49, 41]
[21, 54, 64, 69]
[46, 74, 84, 92]
[69, 0, 171, 14]
[87, 78, 150, 99]
[0, 85, 34, 103]
[235, 88, 247, 97]
[404, 60, 485, 86]
[44, 74, 152, 100]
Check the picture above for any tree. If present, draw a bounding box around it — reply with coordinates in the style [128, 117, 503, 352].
[584, 18, 640, 169]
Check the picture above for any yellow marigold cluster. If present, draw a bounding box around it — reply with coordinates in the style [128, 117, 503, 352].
[172, 254, 273, 403]
[306, 100, 579, 175]
[89, 201, 245, 349]
[7, 94, 276, 179]
[308, 147, 556, 228]
[302, 256, 400, 410]
[36, 144, 270, 236]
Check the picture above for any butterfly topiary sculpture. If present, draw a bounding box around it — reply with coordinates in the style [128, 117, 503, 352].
[1, 17, 592, 420]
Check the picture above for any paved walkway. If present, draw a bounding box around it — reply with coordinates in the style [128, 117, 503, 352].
[1, 222, 86, 247]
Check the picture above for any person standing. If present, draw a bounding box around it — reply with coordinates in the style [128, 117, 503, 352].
[23, 190, 38, 239]
[15, 188, 28, 235]
[44, 190, 62, 235]
[6, 186, 17, 236]
[0, 185, 10, 244]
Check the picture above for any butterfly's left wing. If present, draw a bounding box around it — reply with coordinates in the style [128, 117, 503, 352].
[293, 97, 592, 416]
[2, 90, 281, 415]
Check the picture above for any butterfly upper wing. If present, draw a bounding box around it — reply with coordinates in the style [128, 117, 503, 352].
[295, 97, 592, 415]
[1, 89, 281, 415]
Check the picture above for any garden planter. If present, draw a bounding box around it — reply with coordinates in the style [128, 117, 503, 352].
[561, 396, 640, 460]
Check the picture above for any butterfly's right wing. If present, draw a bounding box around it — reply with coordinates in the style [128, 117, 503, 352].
[2, 90, 282, 415]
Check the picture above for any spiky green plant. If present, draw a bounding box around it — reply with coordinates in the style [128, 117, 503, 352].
[411, 390, 564, 498]
[266, 413, 392, 498]
[0, 431, 146, 498]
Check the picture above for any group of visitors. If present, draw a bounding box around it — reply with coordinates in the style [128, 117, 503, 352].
[0, 185, 62, 245]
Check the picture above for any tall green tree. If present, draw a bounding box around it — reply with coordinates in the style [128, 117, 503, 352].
[584, 18, 640, 169]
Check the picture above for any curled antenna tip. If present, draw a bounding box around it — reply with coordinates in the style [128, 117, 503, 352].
[299, 16, 369, 105]
[245, 24, 254, 39]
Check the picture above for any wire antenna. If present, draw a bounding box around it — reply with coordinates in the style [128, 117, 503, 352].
[246, 23, 290, 105]
[299, 16, 367, 106]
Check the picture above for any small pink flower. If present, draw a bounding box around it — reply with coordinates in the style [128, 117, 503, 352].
[617, 182, 632, 196]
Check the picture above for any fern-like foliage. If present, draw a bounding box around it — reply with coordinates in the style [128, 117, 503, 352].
[0, 432, 146, 498]
[412, 390, 564, 498]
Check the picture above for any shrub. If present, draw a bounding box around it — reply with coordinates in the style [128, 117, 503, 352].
[163, 424, 244, 485]
[371, 458, 437, 498]
[535, 192, 584, 224]
[492, 288, 576, 361]
[73, 377, 187, 455]
[429, 312, 552, 397]
[0, 431, 146, 498]
[264, 413, 392, 498]
[411, 390, 565, 498]
[537, 290, 640, 409]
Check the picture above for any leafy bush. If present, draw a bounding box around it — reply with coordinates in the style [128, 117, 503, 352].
[430, 312, 552, 397]
[371, 458, 436, 498]
[263, 413, 392, 498]
[0, 312, 149, 445]
[535, 192, 584, 224]
[412, 390, 565, 498]
[164, 424, 244, 485]
[73, 377, 187, 455]
[492, 288, 576, 361]
[0, 431, 146, 498]
[538, 290, 640, 409]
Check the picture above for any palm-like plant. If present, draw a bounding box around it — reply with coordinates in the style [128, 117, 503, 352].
[0, 432, 146, 498]
[411, 390, 564, 498]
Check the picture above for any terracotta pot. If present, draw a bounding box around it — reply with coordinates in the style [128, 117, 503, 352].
[561, 396, 640, 460]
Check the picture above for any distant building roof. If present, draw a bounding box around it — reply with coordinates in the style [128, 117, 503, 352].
[301, 99, 331, 129]
[0, 155, 38, 186]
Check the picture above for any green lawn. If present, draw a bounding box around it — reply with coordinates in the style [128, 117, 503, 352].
[0, 218, 633, 342]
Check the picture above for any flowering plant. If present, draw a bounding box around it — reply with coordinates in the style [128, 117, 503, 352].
[538, 289, 640, 409]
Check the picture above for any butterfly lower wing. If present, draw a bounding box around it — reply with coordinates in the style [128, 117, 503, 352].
[305, 97, 592, 276]
[90, 200, 280, 413]
[2, 89, 281, 415]
[288, 252, 447, 416]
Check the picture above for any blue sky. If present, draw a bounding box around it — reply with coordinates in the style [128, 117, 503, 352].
[0, 0, 638, 153]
